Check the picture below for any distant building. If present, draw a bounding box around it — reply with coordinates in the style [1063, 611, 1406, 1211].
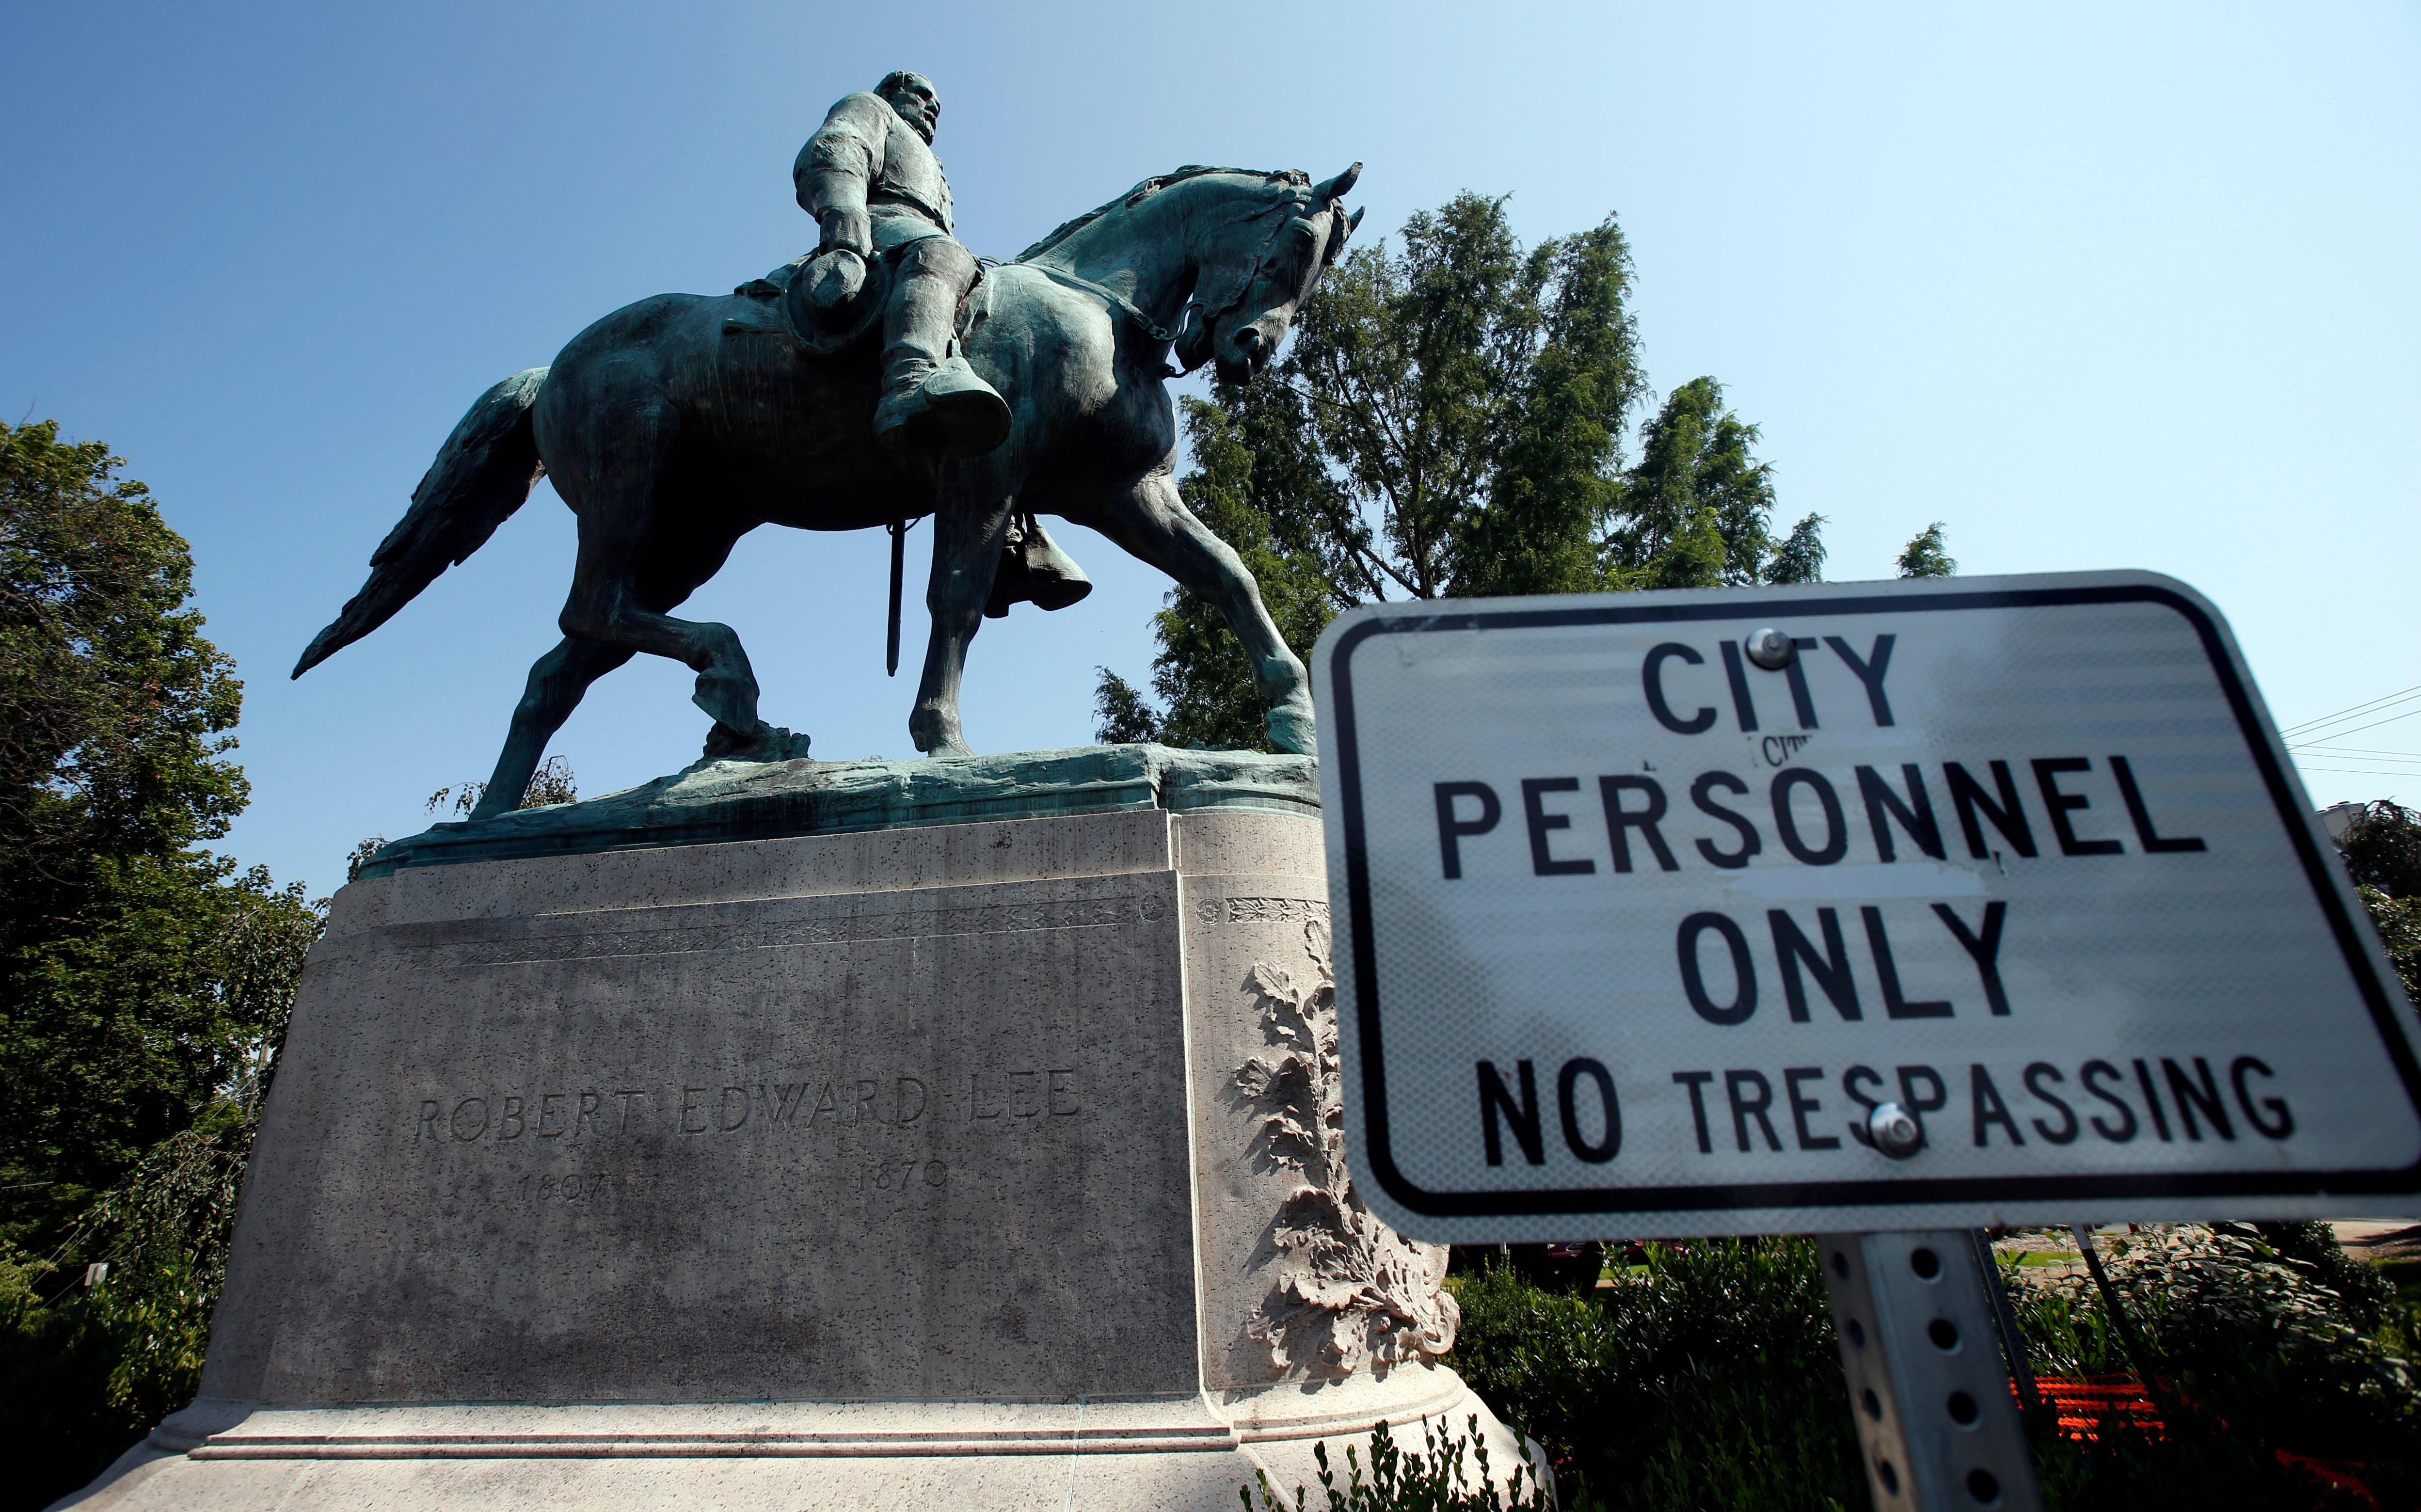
[2320, 800, 2371, 844]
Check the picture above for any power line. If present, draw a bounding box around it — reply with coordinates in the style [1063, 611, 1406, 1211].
[2290, 707, 2421, 748]
[2280, 684, 2421, 740]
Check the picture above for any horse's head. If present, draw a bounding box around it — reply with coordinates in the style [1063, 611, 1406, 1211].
[1178, 163, 1365, 383]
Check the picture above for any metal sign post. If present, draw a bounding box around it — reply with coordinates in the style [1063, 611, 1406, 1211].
[1818, 1229, 2039, 1512]
[1307, 571, 2421, 1509]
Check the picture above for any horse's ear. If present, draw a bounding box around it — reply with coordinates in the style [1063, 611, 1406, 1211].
[1313, 161, 1362, 205]
[1324, 206, 1364, 267]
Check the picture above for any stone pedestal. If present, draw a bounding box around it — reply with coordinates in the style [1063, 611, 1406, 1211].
[63, 749, 1517, 1511]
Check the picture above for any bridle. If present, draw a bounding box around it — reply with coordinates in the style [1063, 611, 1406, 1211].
[1005, 190, 1331, 375]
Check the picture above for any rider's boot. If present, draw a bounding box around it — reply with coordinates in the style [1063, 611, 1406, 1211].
[984, 513, 1095, 618]
[875, 239, 1012, 459]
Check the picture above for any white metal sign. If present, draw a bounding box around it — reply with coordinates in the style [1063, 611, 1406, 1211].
[1314, 571, 2421, 1241]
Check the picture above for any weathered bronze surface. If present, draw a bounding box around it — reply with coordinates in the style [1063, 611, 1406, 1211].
[294, 72, 1360, 819]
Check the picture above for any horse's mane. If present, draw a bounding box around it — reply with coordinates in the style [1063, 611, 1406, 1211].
[1014, 166, 1312, 262]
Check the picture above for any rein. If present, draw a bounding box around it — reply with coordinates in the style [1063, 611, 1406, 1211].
[1000, 193, 1307, 371]
[1008, 262, 1179, 344]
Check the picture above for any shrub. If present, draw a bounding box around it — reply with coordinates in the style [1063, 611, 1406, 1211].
[1447, 1239, 1864, 1511]
[1242, 1416, 1558, 1512]
[2006, 1224, 2419, 1508]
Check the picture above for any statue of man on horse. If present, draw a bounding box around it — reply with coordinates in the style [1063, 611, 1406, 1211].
[790, 69, 1007, 461]
[293, 71, 1362, 818]
[765, 70, 1088, 623]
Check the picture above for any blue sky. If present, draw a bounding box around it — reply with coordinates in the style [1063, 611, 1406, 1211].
[5, 1, 2415, 895]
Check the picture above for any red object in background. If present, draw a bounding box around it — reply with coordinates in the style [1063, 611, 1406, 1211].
[2018, 1376, 2382, 1508]
[2023, 1374, 2165, 1441]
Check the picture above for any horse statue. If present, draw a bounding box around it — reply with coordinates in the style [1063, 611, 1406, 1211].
[292, 161, 1364, 820]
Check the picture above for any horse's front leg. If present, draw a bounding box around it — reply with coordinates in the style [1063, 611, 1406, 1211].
[908, 482, 1017, 758]
[1083, 465, 1315, 755]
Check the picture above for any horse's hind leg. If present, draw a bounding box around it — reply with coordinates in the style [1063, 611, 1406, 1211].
[1083, 468, 1315, 754]
[469, 636, 637, 821]
[555, 456, 774, 755]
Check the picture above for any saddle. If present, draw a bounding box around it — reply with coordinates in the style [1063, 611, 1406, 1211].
[729, 244, 948, 356]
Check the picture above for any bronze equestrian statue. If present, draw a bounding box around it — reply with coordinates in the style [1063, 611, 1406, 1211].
[291, 71, 1360, 821]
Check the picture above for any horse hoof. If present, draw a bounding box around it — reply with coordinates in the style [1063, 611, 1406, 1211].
[704, 723, 812, 763]
[1266, 705, 1318, 758]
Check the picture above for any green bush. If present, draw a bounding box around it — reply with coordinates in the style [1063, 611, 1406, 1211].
[1447, 1239, 1865, 1511]
[0, 1251, 157, 1508]
[2007, 1224, 2419, 1510]
[1242, 1416, 1558, 1512]
[1435, 1228, 2413, 1512]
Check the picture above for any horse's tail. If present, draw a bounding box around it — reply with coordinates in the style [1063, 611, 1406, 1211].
[293, 367, 549, 679]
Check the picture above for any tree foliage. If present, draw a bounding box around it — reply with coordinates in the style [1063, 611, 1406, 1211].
[0, 420, 316, 1241]
[1896, 521, 1956, 578]
[0, 420, 326, 1504]
[1095, 196, 1827, 748]
[2337, 801, 2421, 1005]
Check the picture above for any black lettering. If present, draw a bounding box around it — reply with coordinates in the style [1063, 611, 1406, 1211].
[1434, 782, 1501, 879]
[1784, 1066, 1840, 1150]
[2023, 1063, 2079, 1144]
[2111, 756, 2207, 853]
[1769, 908, 1862, 1022]
[1824, 634, 1897, 725]
[1522, 777, 1595, 876]
[1771, 769, 1848, 865]
[2161, 1057, 2234, 1141]
[1691, 771, 1762, 868]
[2232, 1057, 2294, 1139]
[2131, 1059, 2174, 1141]
[1643, 643, 1717, 734]
[1970, 1065, 2025, 1147]
[2080, 1060, 2137, 1142]
[1673, 1070, 1717, 1153]
[1782, 639, 1820, 727]
[1477, 1060, 1544, 1166]
[1857, 764, 1945, 861]
[1864, 907, 1952, 1018]
[2033, 758, 2124, 856]
[1932, 901, 2010, 1016]
[1724, 1069, 1783, 1151]
[1842, 1065, 1884, 1146]
[1945, 761, 2039, 859]
[1895, 1065, 1947, 1147]
[1678, 912, 1758, 1025]
[1557, 1058, 1620, 1163]
[1719, 639, 1760, 732]
[1597, 776, 1679, 873]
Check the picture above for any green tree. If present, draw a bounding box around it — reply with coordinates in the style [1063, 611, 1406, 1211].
[1896, 521, 1956, 578]
[1097, 196, 1810, 748]
[2338, 801, 2421, 1006]
[0, 420, 313, 1244]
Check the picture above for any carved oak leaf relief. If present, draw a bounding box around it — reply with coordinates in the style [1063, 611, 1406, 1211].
[1235, 918, 1458, 1377]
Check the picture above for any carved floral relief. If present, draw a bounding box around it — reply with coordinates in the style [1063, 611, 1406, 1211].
[1234, 918, 1459, 1376]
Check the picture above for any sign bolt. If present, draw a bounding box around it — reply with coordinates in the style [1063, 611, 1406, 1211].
[1744, 628, 1795, 669]
[1867, 1101, 1924, 1159]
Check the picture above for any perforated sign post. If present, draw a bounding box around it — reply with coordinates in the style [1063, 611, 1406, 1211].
[1313, 571, 2421, 1512]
